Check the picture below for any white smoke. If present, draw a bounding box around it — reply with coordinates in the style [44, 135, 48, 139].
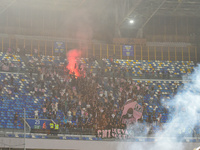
[119, 65, 200, 150]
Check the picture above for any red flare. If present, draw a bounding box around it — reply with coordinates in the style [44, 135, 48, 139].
[66, 49, 81, 77]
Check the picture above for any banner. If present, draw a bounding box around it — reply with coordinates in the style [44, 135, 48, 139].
[122, 45, 134, 56]
[121, 100, 143, 125]
[26, 118, 53, 129]
[97, 128, 130, 139]
[97, 128, 195, 140]
[54, 41, 65, 53]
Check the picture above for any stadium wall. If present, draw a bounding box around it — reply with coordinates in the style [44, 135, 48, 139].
[0, 137, 200, 150]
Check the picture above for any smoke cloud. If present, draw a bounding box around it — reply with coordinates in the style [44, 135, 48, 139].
[118, 65, 200, 150]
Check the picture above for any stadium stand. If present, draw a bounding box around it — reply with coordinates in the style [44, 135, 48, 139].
[0, 51, 195, 138]
[0, 52, 26, 72]
[102, 58, 195, 79]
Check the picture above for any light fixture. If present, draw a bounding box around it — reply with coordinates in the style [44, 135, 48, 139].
[129, 19, 134, 24]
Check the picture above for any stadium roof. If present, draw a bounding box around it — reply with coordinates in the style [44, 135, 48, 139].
[0, 0, 199, 40]
[117, 0, 200, 28]
[1, 0, 200, 17]
[133, 0, 200, 17]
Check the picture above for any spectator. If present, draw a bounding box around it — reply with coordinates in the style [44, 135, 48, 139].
[42, 121, 46, 130]
[42, 106, 47, 118]
[14, 112, 18, 126]
[10, 76, 14, 85]
[34, 109, 39, 119]
[16, 48, 20, 55]
[34, 49, 38, 57]
[157, 113, 162, 126]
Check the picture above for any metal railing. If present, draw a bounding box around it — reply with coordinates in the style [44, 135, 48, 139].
[0, 35, 198, 62]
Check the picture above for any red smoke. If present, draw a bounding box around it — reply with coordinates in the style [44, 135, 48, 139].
[66, 49, 81, 77]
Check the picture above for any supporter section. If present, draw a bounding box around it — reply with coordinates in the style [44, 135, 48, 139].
[102, 58, 194, 79]
[0, 52, 196, 136]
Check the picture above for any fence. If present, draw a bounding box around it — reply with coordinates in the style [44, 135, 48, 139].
[0, 36, 197, 62]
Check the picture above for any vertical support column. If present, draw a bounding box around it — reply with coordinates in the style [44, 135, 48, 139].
[6, 11, 8, 34]
[45, 41, 47, 56]
[42, 10, 45, 38]
[175, 47, 177, 61]
[79, 42, 82, 57]
[120, 45, 122, 59]
[86, 43, 88, 58]
[52, 41, 53, 56]
[23, 39, 25, 53]
[93, 43, 95, 56]
[107, 44, 108, 59]
[31, 40, 32, 55]
[30, 7, 33, 37]
[154, 46, 156, 60]
[9, 37, 11, 48]
[148, 46, 149, 61]
[188, 46, 190, 62]
[195, 47, 197, 62]
[24, 39, 25, 49]
[175, 16, 178, 42]
[127, 45, 129, 60]
[113, 45, 115, 55]
[134, 45, 136, 60]
[182, 47, 183, 61]
[186, 16, 189, 42]
[16, 38, 18, 50]
[168, 46, 170, 61]
[87, 43, 88, 58]
[65, 41, 68, 54]
[164, 18, 166, 42]
[141, 45, 143, 60]
[2, 37, 3, 52]
[100, 44, 102, 59]
[38, 41, 40, 56]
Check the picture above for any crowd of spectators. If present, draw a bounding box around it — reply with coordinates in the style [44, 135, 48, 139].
[102, 56, 193, 80]
[0, 48, 25, 72]
[25, 55, 181, 135]
[95, 64, 171, 80]
[0, 48, 186, 136]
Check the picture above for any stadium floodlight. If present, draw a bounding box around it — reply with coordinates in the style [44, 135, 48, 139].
[129, 19, 134, 24]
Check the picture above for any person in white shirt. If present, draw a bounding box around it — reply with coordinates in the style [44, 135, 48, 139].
[34, 109, 39, 119]
[67, 110, 72, 121]
[55, 102, 58, 112]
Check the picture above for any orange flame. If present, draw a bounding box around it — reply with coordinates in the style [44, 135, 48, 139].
[66, 49, 81, 77]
